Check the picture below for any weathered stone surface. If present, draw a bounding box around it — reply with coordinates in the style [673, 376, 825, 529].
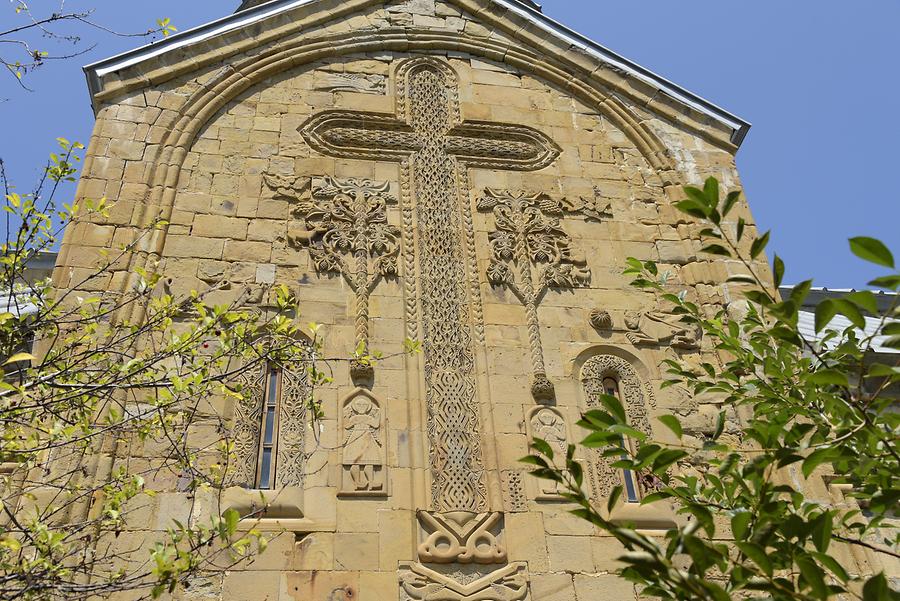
[47, 0, 835, 599]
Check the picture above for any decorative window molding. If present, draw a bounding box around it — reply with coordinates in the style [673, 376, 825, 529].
[580, 354, 655, 500]
[231, 354, 311, 491]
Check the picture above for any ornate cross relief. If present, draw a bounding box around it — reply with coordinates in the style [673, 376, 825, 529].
[477, 189, 607, 401]
[265, 174, 401, 381]
[299, 56, 559, 514]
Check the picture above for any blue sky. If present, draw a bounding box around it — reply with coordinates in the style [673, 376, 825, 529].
[2, 1, 898, 287]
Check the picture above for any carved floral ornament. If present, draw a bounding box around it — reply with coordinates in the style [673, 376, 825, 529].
[264, 173, 400, 380]
[417, 511, 506, 565]
[477, 189, 609, 401]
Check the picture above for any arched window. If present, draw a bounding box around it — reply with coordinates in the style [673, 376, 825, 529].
[581, 354, 655, 503]
[232, 354, 310, 490]
[602, 376, 640, 503]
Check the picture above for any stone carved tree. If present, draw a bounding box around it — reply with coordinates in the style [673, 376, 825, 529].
[477, 189, 605, 400]
[265, 174, 400, 378]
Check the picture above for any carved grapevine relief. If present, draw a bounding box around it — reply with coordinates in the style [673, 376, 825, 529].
[340, 389, 388, 497]
[477, 190, 602, 401]
[265, 174, 400, 377]
[581, 355, 654, 498]
[501, 470, 528, 513]
[417, 511, 506, 565]
[299, 56, 559, 512]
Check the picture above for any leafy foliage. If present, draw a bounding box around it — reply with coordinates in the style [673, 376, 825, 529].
[525, 178, 899, 600]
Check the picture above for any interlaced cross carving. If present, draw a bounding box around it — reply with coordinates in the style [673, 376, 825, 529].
[299, 57, 559, 512]
[265, 175, 400, 369]
[477, 189, 605, 401]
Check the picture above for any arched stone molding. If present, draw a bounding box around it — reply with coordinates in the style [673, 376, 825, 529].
[579, 352, 656, 499]
[338, 387, 389, 497]
[84, 26, 684, 323]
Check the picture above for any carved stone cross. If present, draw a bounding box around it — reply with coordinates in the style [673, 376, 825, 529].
[300, 57, 559, 512]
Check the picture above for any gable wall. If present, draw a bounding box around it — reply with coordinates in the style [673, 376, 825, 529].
[50, 2, 804, 600]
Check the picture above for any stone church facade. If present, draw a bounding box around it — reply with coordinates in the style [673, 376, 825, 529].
[52, 0, 800, 599]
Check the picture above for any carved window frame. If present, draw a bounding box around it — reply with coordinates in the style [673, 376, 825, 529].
[580, 354, 654, 501]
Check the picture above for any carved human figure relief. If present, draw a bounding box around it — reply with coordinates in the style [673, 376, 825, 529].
[417, 511, 506, 565]
[265, 174, 400, 379]
[339, 389, 387, 497]
[398, 562, 529, 601]
[580, 354, 655, 499]
[526, 406, 569, 498]
[298, 56, 560, 512]
[477, 189, 602, 401]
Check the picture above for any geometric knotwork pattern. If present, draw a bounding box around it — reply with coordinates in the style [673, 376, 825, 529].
[231, 351, 311, 489]
[580, 354, 654, 498]
[299, 55, 559, 512]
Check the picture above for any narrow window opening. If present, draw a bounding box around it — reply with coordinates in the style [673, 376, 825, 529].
[256, 364, 281, 490]
[603, 376, 640, 503]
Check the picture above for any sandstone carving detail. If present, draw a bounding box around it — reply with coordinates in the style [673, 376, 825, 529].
[339, 389, 388, 497]
[266, 174, 400, 378]
[501, 471, 528, 513]
[477, 190, 598, 401]
[298, 56, 560, 512]
[417, 511, 506, 565]
[625, 308, 701, 350]
[581, 354, 655, 498]
[398, 562, 529, 601]
[313, 71, 387, 94]
[231, 360, 310, 489]
[526, 406, 569, 498]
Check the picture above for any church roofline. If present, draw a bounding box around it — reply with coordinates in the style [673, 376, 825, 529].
[83, 0, 751, 146]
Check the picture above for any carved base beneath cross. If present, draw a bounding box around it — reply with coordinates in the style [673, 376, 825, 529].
[530, 373, 555, 403]
[338, 464, 388, 497]
[398, 562, 530, 601]
[349, 359, 375, 387]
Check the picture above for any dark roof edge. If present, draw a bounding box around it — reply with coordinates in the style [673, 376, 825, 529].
[83, 0, 750, 146]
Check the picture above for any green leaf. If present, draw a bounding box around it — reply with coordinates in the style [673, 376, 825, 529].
[531, 437, 554, 460]
[750, 230, 770, 259]
[736, 542, 772, 576]
[846, 290, 879, 315]
[722, 190, 741, 216]
[862, 573, 893, 601]
[815, 299, 839, 332]
[790, 280, 813, 305]
[712, 410, 726, 440]
[223, 508, 240, 536]
[849, 237, 895, 269]
[657, 415, 683, 439]
[811, 512, 833, 553]
[607, 485, 622, 513]
[597, 393, 627, 425]
[703, 177, 720, 206]
[3, 352, 35, 365]
[701, 244, 732, 257]
[731, 511, 751, 541]
[808, 369, 849, 387]
[868, 275, 900, 290]
[802, 447, 840, 478]
[773, 254, 785, 287]
[797, 554, 828, 598]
